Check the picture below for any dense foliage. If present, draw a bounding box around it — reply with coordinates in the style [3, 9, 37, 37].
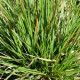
[0, 0, 80, 80]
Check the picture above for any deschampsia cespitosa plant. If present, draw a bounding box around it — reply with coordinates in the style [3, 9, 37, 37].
[0, 0, 80, 80]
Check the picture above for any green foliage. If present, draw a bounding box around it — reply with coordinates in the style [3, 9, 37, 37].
[0, 0, 80, 80]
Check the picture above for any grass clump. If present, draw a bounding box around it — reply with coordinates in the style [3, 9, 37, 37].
[0, 0, 80, 80]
